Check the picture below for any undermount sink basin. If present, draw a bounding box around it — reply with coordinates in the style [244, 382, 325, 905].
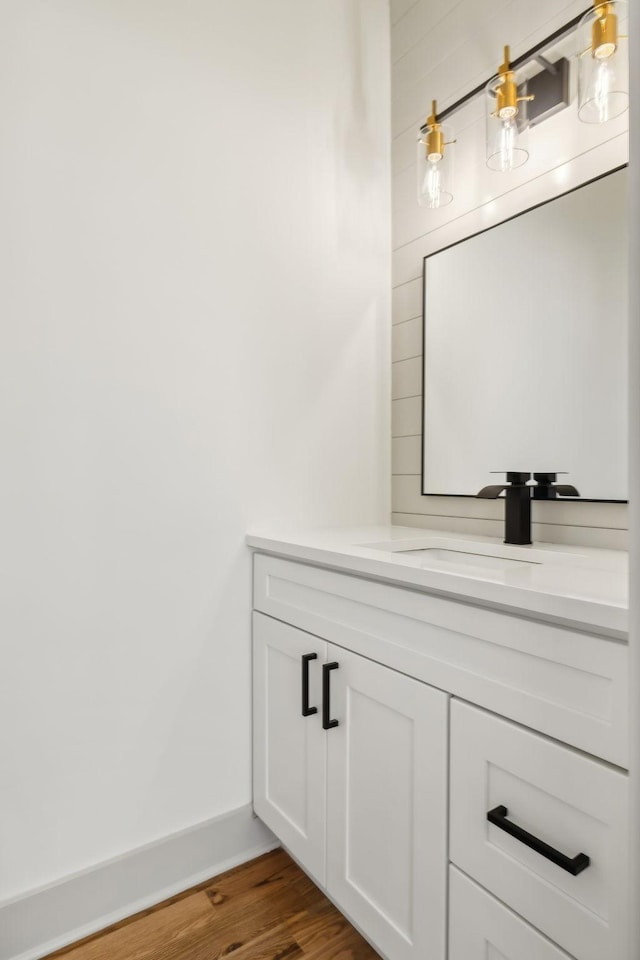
[358, 536, 594, 572]
[401, 547, 538, 570]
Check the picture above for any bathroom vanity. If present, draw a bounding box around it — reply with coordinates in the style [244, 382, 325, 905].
[248, 526, 629, 960]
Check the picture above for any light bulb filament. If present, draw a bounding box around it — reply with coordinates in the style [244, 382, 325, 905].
[499, 119, 516, 172]
[422, 159, 442, 208]
[593, 58, 614, 120]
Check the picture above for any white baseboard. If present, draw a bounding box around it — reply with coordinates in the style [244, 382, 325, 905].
[0, 804, 278, 960]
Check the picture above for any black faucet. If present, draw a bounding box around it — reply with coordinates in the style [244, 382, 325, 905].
[477, 471, 581, 545]
[477, 471, 532, 545]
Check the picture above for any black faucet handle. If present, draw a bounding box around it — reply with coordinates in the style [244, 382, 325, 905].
[489, 471, 531, 485]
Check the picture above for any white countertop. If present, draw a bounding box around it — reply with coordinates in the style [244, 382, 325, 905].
[246, 525, 628, 638]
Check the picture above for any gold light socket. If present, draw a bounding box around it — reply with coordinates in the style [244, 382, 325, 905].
[592, 2, 618, 59]
[493, 45, 534, 120]
[425, 100, 444, 161]
[426, 127, 444, 161]
[496, 76, 519, 119]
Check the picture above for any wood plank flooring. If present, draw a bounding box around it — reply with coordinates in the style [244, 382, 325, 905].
[46, 849, 380, 960]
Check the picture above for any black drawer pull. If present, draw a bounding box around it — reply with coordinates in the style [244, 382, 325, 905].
[487, 805, 590, 876]
[301, 653, 318, 717]
[322, 662, 339, 730]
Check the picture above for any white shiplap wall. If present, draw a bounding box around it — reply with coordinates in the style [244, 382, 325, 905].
[390, 0, 629, 548]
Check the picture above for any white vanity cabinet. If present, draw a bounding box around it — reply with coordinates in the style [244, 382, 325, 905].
[250, 544, 629, 960]
[253, 611, 449, 960]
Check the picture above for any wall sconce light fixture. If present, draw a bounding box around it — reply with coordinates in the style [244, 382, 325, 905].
[486, 46, 534, 172]
[417, 101, 455, 208]
[416, 7, 629, 209]
[577, 0, 629, 123]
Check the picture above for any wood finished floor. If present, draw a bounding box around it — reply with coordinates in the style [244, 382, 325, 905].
[46, 848, 380, 960]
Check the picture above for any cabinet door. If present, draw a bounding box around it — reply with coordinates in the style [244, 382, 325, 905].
[253, 612, 326, 884]
[325, 645, 448, 960]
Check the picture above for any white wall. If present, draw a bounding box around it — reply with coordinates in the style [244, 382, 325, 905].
[390, 0, 629, 548]
[627, 1, 639, 956]
[0, 0, 390, 902]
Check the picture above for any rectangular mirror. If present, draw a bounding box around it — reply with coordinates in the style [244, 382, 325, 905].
[422, 167, 628, 502]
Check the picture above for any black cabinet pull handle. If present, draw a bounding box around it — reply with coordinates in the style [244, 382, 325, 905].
[487, 805, 590, 876]
[322, 662, 339, 730]
[301, 653, 318, 717]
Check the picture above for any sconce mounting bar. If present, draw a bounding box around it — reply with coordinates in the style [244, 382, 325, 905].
[421, 6, 591, 134]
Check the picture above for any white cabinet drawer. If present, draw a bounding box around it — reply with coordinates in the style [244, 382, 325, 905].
[450, 701, 628, 960]
[449, 867, 574, 960]
[253, 555, 628, 766]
